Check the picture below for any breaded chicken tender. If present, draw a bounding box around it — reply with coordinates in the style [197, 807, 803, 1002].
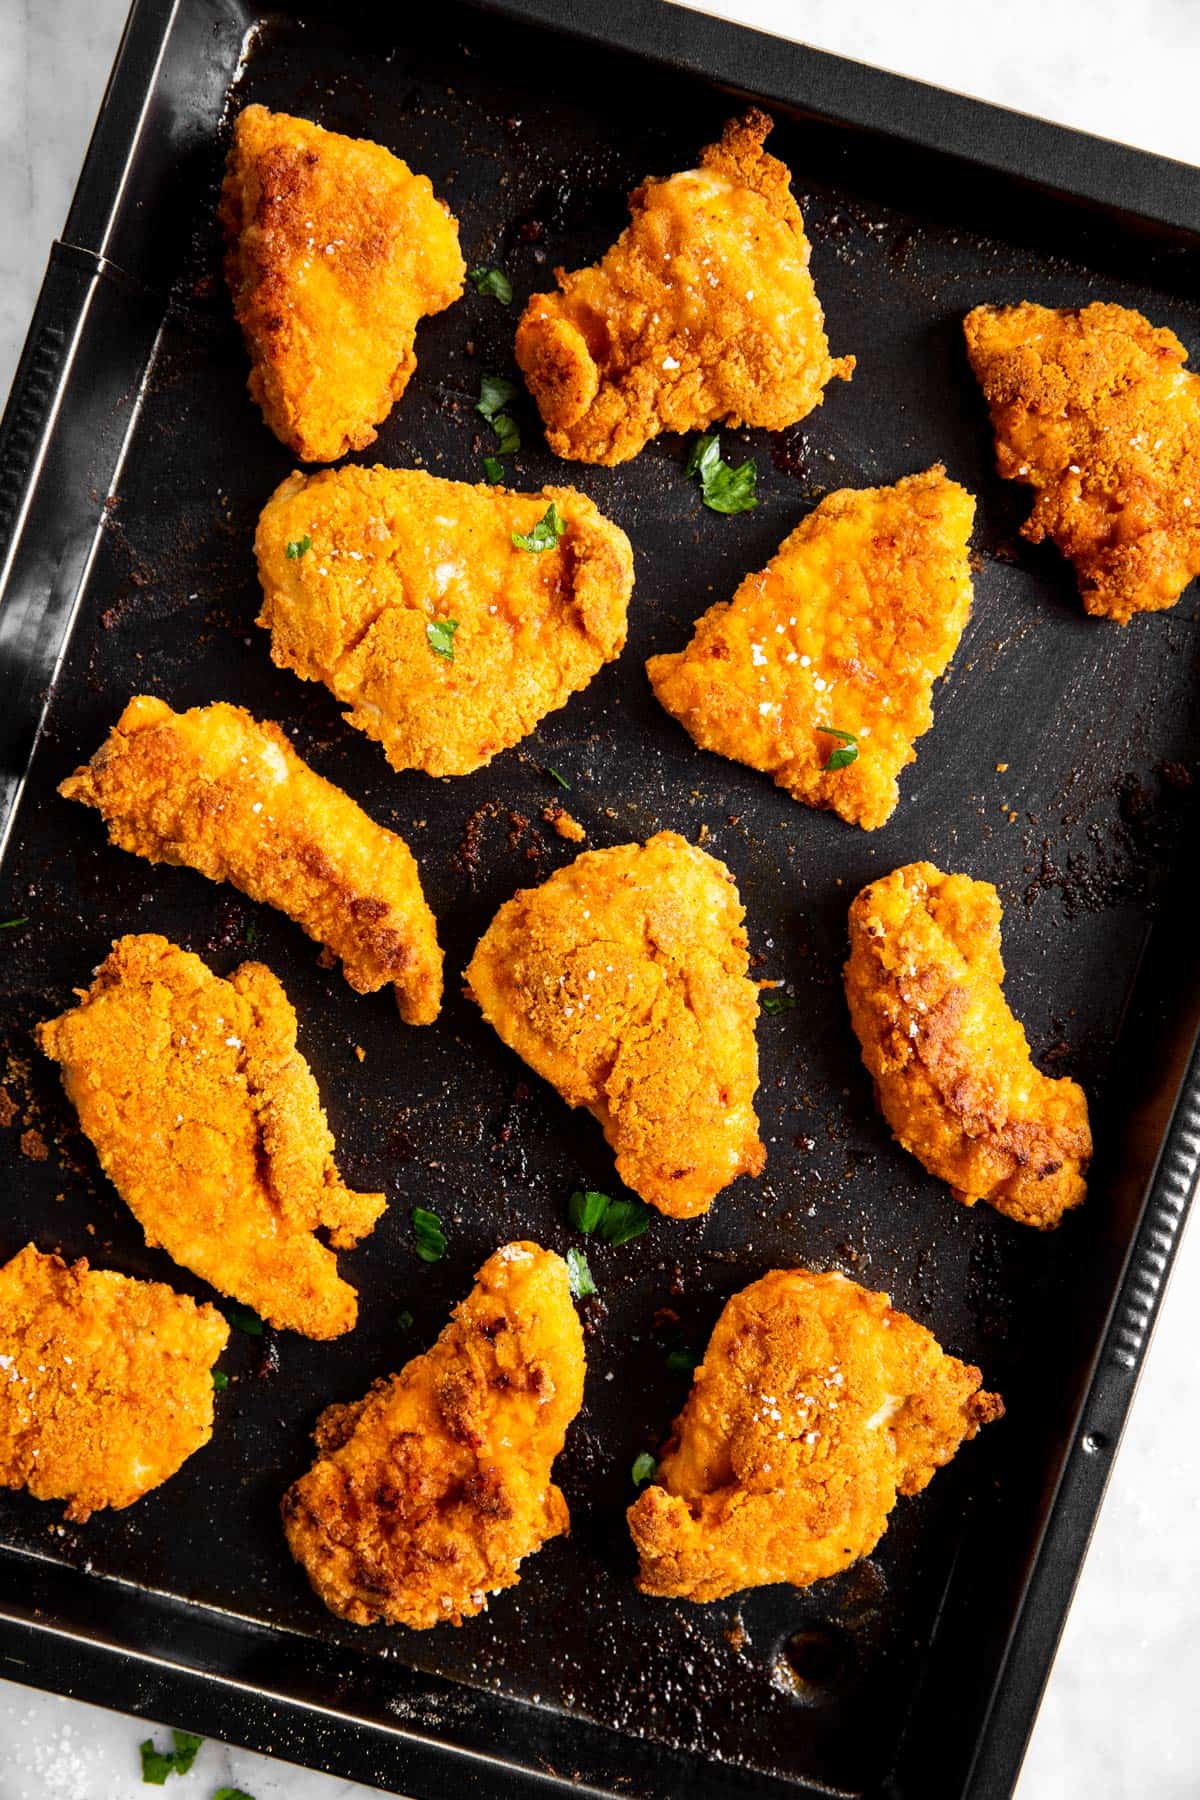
[964, 302, 1200, 623]
[515, 110, 853, 465]
[628, 1268, 1001, 1601]
[845, 862, 1091, 1227]
[255, 466, 634, 776]
[647, 468, 975, 830]
[220, 105, 465, 462]
[59, 697, 442, 1025]
[0, 1244, 228, 1523]
[465, 832, 764, 1218]
[282, 1242, 584, 1628]
[37, 936, 385, 1339]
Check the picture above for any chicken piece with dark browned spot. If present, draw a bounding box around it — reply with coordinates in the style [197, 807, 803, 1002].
[282, 1242, 584, 1628]
[58, 696, 442, 1024]
[844, 861, 1091, 1226]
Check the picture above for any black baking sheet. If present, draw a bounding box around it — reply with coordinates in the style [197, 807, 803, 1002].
[0, 3, 1198, 1797]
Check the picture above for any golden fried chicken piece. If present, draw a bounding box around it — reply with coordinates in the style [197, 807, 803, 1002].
[465, 832, 764, 1218]
[647, 468, 975, 831]
[845, 862, 1091, 1227]
[220, 105, 465, 462]
[282, 1242, 584, 1628]
[255, 466, 634, 777]
[0, 1244, 228, 1523]
[628, 1268, 1001, 1601]
[37, 936, 384, 1339]
[515, 109, 853, 465]
[964, 301, 1200, 623]
[59, 697, 442, 1025]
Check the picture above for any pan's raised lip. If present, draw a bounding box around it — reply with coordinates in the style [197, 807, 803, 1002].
[1, 2, 1199, 1798]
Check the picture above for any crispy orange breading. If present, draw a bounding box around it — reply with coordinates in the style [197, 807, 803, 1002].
[59, 697, 443, 1025]
[464, 832, 764, 1219]
[964, 301, 1200, 623]
[647, 467, 975, 830]
[255, 466, 634, 776]
[220, 105, 465, 462]
[628, 1269, 1001, 1602]
[845, 862, 1091, 1227]
[37, 936, 385, 1339]
[0, 1244, 228, 1523]
[515, 110, 853, 465]
[281, 1242, 584, 1628]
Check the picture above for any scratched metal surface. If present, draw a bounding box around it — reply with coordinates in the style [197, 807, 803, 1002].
[0, 3, 1198, 1794]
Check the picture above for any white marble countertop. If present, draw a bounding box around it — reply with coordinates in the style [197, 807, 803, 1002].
[1, 2, 1198, 1796]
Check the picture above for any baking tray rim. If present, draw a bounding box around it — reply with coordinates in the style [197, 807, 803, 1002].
[1, 1, 1199, 1797]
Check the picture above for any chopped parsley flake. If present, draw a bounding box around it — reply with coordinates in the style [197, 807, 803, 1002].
[469, 265, 514, 304]
[426, 618, 459, 661]
[221, 1303, 264, 1337]
[476, 374, 519, 421]
[412, 1206, 447, 1263]
[512, 501, 566, 553]
[0, 918, 27, 930]
[492, 413, 520, 455]
[597, 1196, 649, 1247]
[566, 1246, 597, 1299]
[666, 1347, 700, 1375]
[761, 990, 797, 1015]
[285, 535, 311, 560]
[482, 455, 505, 485]
[397, 1309, 415, 1330]
[211, 1370, 229, 1390]
[139, 1730, 203, 1784]
[685, 432, 758, 514]
[547, 766, 571, 791]
[214, 1790, 257, 1800]
[568, 1188, 610, 1234]
[816, 725, 859, 771]
[631, 1451, 658, 1487]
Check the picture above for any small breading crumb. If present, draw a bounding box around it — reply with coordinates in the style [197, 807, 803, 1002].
[543, 804, 587, 842]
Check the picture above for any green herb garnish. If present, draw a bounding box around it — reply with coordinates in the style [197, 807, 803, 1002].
[492, 413, 520, 455]
[685, 433, 758, 514]
[469, 265, 514, 304]
[547, 767, 571, 791]
[482, 455, 505, 485]
[221, 1303, 264, 1337]
[666, 1347, 700, 1376]
[139, 1730, 203, 1785]
[397, 1309, 415, 1330]
[477, 374, 519, 421]
[816, 726, 859, 771]
[212, 1370, 229, 1390]
[631, 1452, 657, 1487]
[243, 920, 257, 946]
[214, 1790, 257, 1800]
[285, 535, 311, 560]
[761, 990, 797, 1015]
[412, 1206, 447, 1263]
[566, 1246, 597, 1299]
[568, 1189, 611, 1234]
[0, 918, 27, 930]
[426, 618, 459, 661]
[512, 501, 566, 554]
[597, 1197, 649, 1247]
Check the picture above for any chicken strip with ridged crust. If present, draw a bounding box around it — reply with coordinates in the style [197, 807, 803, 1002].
[465, 832, 764, 1218]
[255, 466, 634, 776]
[648, 468, 975, 831]
[59, 697, 442, 1024]
[0, 1244, 228, 1523]
[628, 1268, 1001, 1601]
[220, 105, 465, 462]
[37, 936, 385, 1339]
[282, 1242, 584, 1628]
[964, 301, 1200, 623]
[515, 110, 852, 465]
[845, 862, 1091, 1227]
